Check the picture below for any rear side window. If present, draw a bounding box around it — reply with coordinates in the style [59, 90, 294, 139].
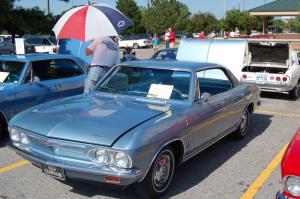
[54, 59, 83, 78]
[196, 68, 233, 96]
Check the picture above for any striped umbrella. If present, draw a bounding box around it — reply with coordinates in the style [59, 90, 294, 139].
[52, 3, 133, 41]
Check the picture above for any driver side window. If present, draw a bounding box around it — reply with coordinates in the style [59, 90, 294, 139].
[196, 68, 233, 97]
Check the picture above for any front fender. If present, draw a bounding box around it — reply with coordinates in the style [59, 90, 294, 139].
[112, 110, 188, 180]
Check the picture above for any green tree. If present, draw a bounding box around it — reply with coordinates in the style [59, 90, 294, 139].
[288, 17, 300, 33]
[11, 7, 57, 35]
[221, 9, 251, 32]
[141, 0, 190, 34]
[0, 0, 14, 33]
[186, 12, 218, 34]
[116, 0, 144, 34]
[251, 16, 264, 32]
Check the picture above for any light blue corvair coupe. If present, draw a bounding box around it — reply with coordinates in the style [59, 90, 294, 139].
[0, 54, 86, 137]
[9, 60, 260, 198]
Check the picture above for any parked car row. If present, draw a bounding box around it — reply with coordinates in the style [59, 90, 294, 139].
[119, 34, 152, 49]
[0, 35, 58, 55]
[2, 38, 300, 198]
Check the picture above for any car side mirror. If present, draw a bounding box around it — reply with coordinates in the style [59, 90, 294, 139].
[200, 92, 211, 102]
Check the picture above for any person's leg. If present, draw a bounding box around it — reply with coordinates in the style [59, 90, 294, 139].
[84, 66, 102, 93]
[165, 40, 169, 48]
[170, 42, 174, 48]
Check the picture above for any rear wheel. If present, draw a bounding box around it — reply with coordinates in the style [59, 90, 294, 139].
[135, 147, 175, 198]
[232, 109, 249, 139]
[133, 43, 139, 49]
[289, 81, 300, 100]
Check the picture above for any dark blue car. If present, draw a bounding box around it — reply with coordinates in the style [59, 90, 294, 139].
[0, 54, 86, 137]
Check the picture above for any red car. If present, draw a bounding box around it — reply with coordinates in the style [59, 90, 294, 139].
[277, 128, 300, 199]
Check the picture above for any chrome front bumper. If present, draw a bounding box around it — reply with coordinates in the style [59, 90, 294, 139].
[9, 143, 142, 186]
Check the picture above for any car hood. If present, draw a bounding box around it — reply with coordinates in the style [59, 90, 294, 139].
[11, 95, 170, 146]
[281, 128, 300, 177]
[0, 83, 17, 91]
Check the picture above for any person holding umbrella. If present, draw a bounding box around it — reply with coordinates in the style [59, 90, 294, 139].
[52, 3, 133, 92]
[84, 36, 120, 93]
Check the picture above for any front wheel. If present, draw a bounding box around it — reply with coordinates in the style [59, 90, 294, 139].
[232, 109, 249, 139]
[133, 43, 139, 49]
[135, 147, 175, 198]
[289, 81, 300, 100]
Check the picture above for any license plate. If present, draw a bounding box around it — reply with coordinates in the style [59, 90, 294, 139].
[256, 73, 268, 81]
[41, 164, 65, 181]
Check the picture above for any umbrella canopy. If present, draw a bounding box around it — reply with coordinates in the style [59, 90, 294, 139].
[52, 3, 133, 41]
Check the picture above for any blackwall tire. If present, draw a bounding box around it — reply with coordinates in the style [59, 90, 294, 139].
[232, 109, 249, 139]
[135, 147, 175, 198]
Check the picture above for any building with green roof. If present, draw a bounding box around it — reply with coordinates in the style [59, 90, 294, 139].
[249, 0, 300, 33]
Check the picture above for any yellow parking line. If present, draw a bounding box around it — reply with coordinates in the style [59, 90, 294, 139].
[0, 160, 29, 173]
[240, 144, 288, 199]
[256, 109, 300, 117]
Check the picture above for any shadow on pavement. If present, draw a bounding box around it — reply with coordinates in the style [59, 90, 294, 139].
[261, 91, 294, 101]
[59, 113, 272, 198]
[64, 180, 138, 199]
[164, 113, 272, 198]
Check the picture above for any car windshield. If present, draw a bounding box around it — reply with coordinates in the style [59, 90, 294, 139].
[0, 61, 26, 83]
[98, 66, 191, 101]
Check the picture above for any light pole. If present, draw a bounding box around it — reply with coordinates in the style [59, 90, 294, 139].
[223, 0, 226, 18]
[47, 0, 50, 15]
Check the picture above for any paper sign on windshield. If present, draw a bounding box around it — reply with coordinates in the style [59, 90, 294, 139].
[147, 84, 174, 99]
[0, 72, 9, 82]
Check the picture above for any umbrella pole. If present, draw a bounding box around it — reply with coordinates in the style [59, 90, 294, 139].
[78, 40, 82, 57]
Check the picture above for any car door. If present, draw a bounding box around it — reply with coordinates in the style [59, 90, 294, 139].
[186, 68, 239, 154]
[12, 62, 44, 117]
[198, 68, 245, 133]
[53, 59, 85, 97]
[29, 59, 61, 102]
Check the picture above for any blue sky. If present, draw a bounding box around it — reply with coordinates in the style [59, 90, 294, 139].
[14, 0, 273, 19]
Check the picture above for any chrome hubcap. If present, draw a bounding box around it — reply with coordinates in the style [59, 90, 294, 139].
[153, 154, 171, 188]
[240, 111, 248, 133]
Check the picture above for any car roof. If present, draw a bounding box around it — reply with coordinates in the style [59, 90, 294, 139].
[122, 60, 222, 72]
[0, 54, 82, 63]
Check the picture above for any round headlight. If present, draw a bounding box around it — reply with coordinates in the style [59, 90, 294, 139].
[10, 128, 20, 142]
[95, 149, 109, 165]
[20, 132, 29, 145]
[284, 176, 300, 196]
[114, 152, 132, 169]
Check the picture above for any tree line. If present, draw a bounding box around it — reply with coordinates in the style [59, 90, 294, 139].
[1, 0, 300, 36]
